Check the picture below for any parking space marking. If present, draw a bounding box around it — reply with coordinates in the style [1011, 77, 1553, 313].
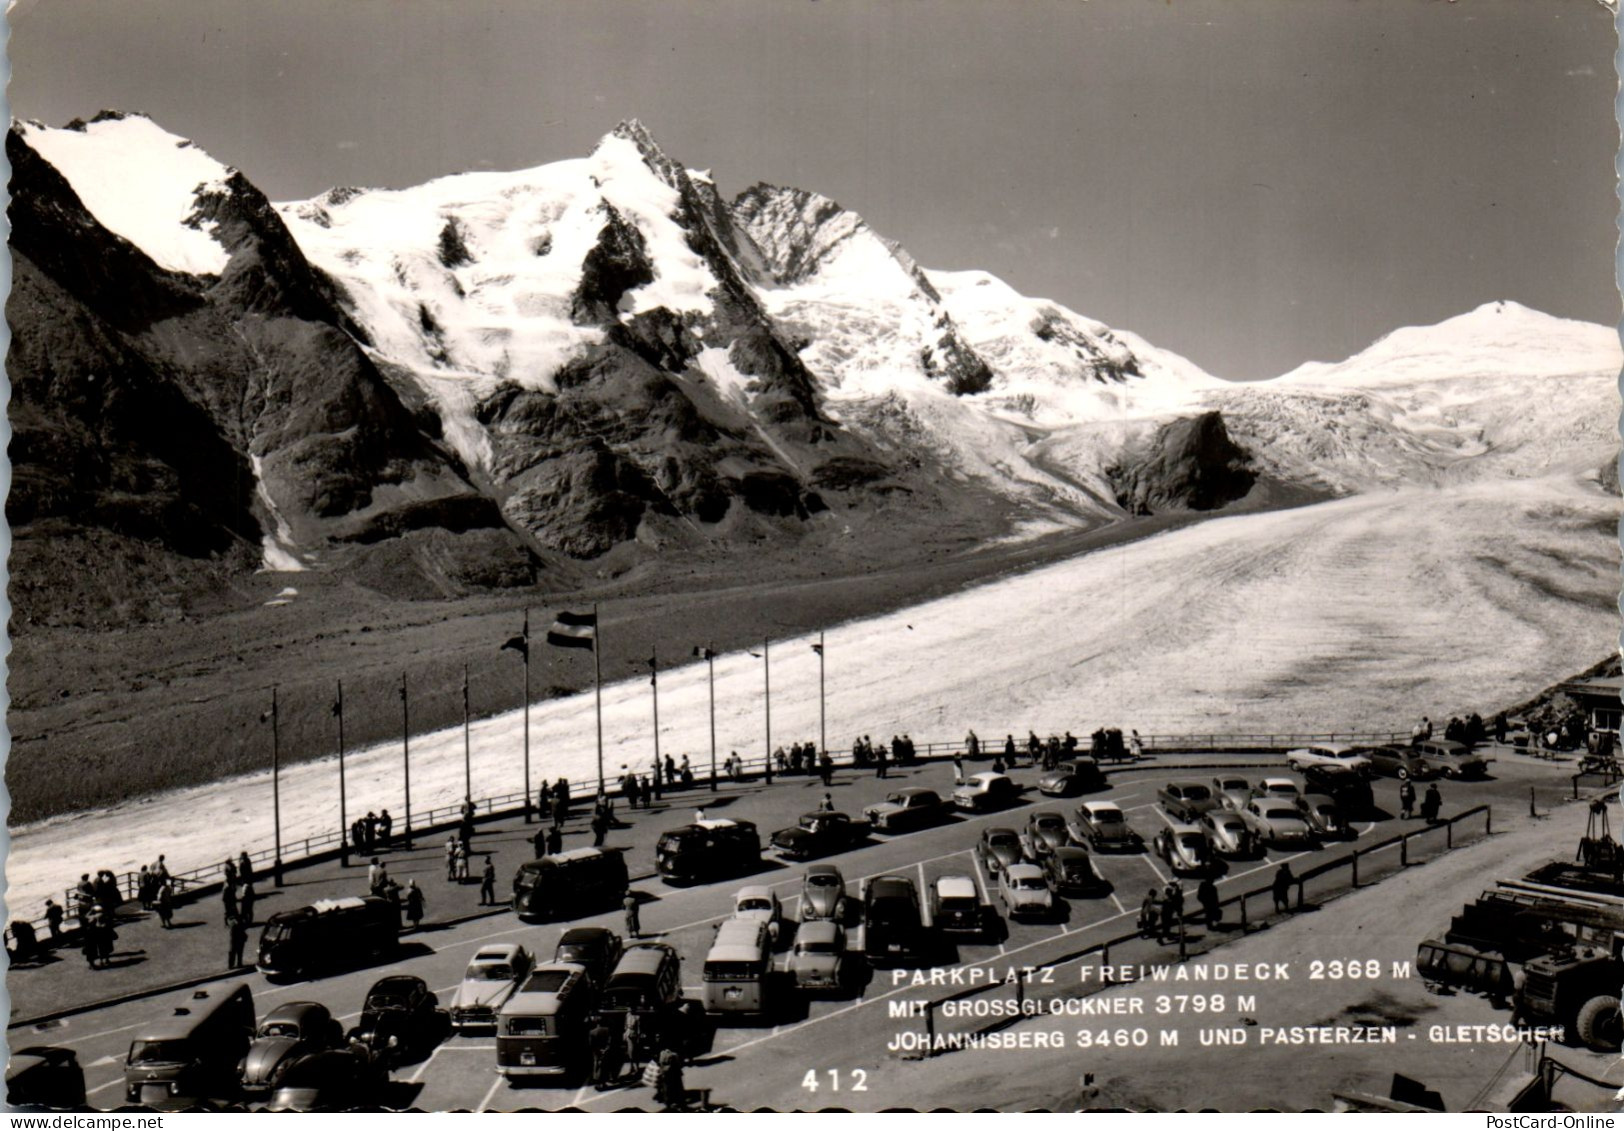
[86, 1079, 123, 1098]
[407, 1047, 442, 1084]
[571, 1084, 589, 1107]
[1108, 891, 1127, 915]
[475, 1076, 504, 1112]
[1137, 853, 1170, 886]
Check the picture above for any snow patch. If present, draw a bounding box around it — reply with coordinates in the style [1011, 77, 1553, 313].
[250, 454, 306, 572]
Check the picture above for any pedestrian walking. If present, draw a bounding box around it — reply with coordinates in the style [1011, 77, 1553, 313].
[238, 851, 254, 884]
[222, 880, 238, 924]
[624, 893, 641, 939]
[1196, 877, 1221, 929]
[546, 825, 563, 855]
[952, 753, 965, 786]
[1272, 864, 1294, 913]
[1398, 781, 1416, 820]
[479, 857, 497, 906]
[155, 881, 174, 928]
[239, 881, 257, 927]
[1421, 783, 1443, 824]
[405, 880, 425, 930]
[227, 916, 249, 968]
[446, 836, 459, 881]
[1129, 730, 1145, 760]
[44, 899, 64, 943]
[223, 858, 238, 890]
[368, 857, 385, 893]
[591, 813, 609, 848]
[819, 753, 833, 787]
[1139, 888, 1161, 940]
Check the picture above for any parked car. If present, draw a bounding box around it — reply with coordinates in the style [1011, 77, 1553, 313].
[349, 975, 442, 1066]
[860, 875, 930, 967]
[800, 865, 849, 922]
[733, 885, 785, 942]
[1038, 758, 1104, 797]
[1251, 777, 1303, 802]
[1296, 794, 1352, 839]
[863, 788, 945, 833]
[770, 811, 872, 860]
[1413, 740, 1489, 779]
[1366, 745, 1437, 781]
[1240, 799, 1316, 848]
[953, 772, 1019, 812]
[1022, 811, 1073, 858]
[1068, 801, 1143, 852]
[553, 927, 622, 989]
[1043, 846, 1109, 897]
[1153, 822, 1216, 876]
[1158, 781, 1220, 822]
[1200, 808, 1257, 858]
[6, 1047, 86, 1110]
[450, 944, 533, 1032]
[241, 1002, 344, 1095]
[786, 920, 849, 992]
[998, 864, 1054, 921]
[1300, 764, 1374, 814]
[976, 827, 1026, 876]
[1285, 744, 1372, 774]
[264, 1048, 386, 1113]
[928, 875, 986, 934]
[1211, 775, 1253, 812]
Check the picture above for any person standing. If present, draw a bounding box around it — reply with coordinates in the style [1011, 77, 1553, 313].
[874, 746, 888, 779]
[239, 881, 257, 927]
[1139, 888, 1161, 940]
[1399, 780, 1416, 820]
[378, 809, 393, 849]
[446, 836, 460, 881]
[456, 840, 471, 882]
[405, 880, 426, 931]
[819, 753, 834, 787]
[591, 812, 609, 848]
[818, 793, 835, 813]
[624, 893, 642, 940]
[589, 1017, 617, 1091]
[656, 1045, 685, 1110]
[238, 851, 254, 884]
[227, 915, 249, 969]
[952, 753, 966, 786]
[624, 1011, 645, 1076]
[479, 857, 497, 906]
[155, 881, 174, 929]
[965, 730, 980, 759]
[222, 879, 238, 924]
[368, 857, 384, 893]
[546, 825, 563, 856]
[1272, 864, 1294, 913]
[1196, 877, 1220, 929]
[1422, 783, 1443, 824]
[137, 865, 154, 911]
[44, 899, 64, 943]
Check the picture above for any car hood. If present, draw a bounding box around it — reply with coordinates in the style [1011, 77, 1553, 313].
[771, 828, 812, 845]
[1009, 888, 1051, 905]
[803, 890, 842, 917]
[243, 1038, 300, 1085]
[453, 982, 513, 1011]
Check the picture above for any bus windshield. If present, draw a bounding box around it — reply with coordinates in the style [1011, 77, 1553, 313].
[128, 1040, 191, 1064]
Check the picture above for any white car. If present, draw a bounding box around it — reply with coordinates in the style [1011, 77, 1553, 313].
[1252, 777, 1303, 802]
[1285, 745, 1371, 774]
[953, 772, 1018, 812]
[450, 943, 532, 1031]
[733, 885, 785, 942]
[1241, 799, 1315, 848]
[998, 863, 1054, 920]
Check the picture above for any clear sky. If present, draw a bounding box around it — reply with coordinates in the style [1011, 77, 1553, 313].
[7, 0, 1618, 379]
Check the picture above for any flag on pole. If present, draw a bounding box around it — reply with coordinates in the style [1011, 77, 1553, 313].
[501, 632, 528, 658]
[810, 642, 823, 655]
[330, 698, 341, 717]
[693, 646, 716, 660]
[648, 656, 659, 685]
[546, 610, 597, 650]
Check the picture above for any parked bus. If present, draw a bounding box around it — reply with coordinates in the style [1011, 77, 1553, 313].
[702, 918, 773, 1018]
[257, 896, 398, 980]
[655, 819, 761, 884]
[511, 847, 628, 922]
[123, 983, 255, 1107]
[494, 963, 596, 1082]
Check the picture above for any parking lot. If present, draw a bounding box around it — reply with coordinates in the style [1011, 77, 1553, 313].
[25, 748, 1572, 1112]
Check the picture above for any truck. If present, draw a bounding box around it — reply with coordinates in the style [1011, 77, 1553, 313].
[1516, 946, 1622, 1050]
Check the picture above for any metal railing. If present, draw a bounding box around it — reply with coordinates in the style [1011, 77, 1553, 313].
[908, 804, 1494, 1057]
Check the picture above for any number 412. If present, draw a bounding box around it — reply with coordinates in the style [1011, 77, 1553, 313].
[802, 1069, 868, 1092]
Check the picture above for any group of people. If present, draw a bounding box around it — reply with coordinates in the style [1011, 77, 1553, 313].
[587, 1013, 690, 1108]
[220, 851, 262, 968]
[1410, 712, 1507, 748]
[851, 734, 917, 774]
[349, 809, 395, 855]
[1397, 780, 1445, 823]
[1137, 878, 1226, 942]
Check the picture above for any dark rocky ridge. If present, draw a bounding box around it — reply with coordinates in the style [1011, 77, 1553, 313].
[1106, 411, 1258, 515]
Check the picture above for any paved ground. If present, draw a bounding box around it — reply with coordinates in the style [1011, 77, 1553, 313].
[7, 744, 1590, 1111]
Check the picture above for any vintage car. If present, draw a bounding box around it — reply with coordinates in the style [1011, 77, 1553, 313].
[553, 927, 622, 989]
[264, 1048, 386, 1113]
[997, 864, 1054, 921]
[1042, 846, 1109, 897]
[6, 1047, 86, 1110]
[863, 788, 945, 833]
[786, 920, 849, 992]
[1365, 745, 1437, 781]
[241, 1001, 344, 1094]
[1157, 781, 1220, 823]
[861, 875, 930, 967]
[1200, 808, 1257, 858]
[770, 811, 872, 860]
[1068, 801, 1143, 852]
[450, 944, 533, 1032]
[1300, 764, 1375, 814]
[1240, 799, 1316, 848]
[1037, 758, 1104, 797]
[1285, 744, 1373, 774]
[800, 864, 849, 922]
[1251, 777, 1303, 802]
[1413, 740, 1489, 779]
[1153, 822, 1216, 876]
[928, 875, 985, 934]
[349, 975, 442, 1066]
[733, 885, 786, 942]
[1022, 811, 1073, 859]
[953, 772, 1019, 812]
[976, 827, 1026, 876]
[1296, 793, 1353, 839]
[1211, 775, 1254, 812]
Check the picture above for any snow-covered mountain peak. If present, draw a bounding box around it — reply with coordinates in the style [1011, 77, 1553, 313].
[18, 111, 235, 275]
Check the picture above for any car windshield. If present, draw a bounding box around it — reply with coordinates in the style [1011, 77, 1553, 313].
[366, 994, 405, 1010]
[1035, 816, 1064, 830]
[796, 940, 835, 954]
[129, 1040, 190, 1064]
[260, 1023, 301, 1039]
[1014, 876, 1046, 891]
[1265, 807, 1298, 820]
[1219, 780, 1247, 791]
[989, 834, 1018, 847]
[739, 899, 772, 913]
[522, 970, 573, 994]
[1178, 835, 1205, 851]
[470, 965, 513, 981]
[1092, 810, 1123, 824]
[806, 874, 838, 888]
[884, 794, 906, 805]
[1182, 786, 1211, 800]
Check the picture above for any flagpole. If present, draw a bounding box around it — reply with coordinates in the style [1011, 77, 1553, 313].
[271, 685, 283, 887]
[593, 602, 604, 795]
[818, 630, 827, 759]
[707, 643, 718, 793]
[763, 637, 772, 784]
[401, 673, 413, 849]
[337, 679, 348, 868]
[463, 662, 472, 804]
[523, 609, 532, 824]
[651, 647, 662, 789]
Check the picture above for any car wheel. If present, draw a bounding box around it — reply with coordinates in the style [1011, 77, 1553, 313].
[1396, 767, 1410, 780]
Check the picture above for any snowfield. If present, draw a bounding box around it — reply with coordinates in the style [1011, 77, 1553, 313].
[7, 470, 1615, 918]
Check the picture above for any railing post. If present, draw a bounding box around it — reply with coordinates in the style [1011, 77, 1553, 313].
[1446, 820, 1453, 850]
[1401, 834, 1408, 867]
[924, 1000, 936, 1058]
[1351, 849, 1359, 888]
[1486, 805, 1492, 836]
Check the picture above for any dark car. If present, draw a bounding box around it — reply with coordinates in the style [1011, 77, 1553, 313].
[1300, 764, 1374, 813]
[6, 1047, 86, 1109]
[928, 875, 985, 935]
[350, 976, 442, 1066]
[553, 927, 623, 989]
[1413, 739, 1489, 779]
[264, 1048, 386, 1112]
[1043, 847, 1109, 897]
[1158, 781, 1220, 823]
[1153, 823, 1217, 876]
[863, 789, 945, 833]
[975, 827, 1026, 876]
[656, 819, 762, 884]
[770, 811, 872, 860]
[861, 875, 930, 967]
[1365, 745, 1436, 781]
[1022, 811, 1073, 858]
[1038, 758, 1104, 797]
[241, 1002, 344, 1095]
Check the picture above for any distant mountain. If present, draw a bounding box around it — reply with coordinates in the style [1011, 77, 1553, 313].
[9, 113, 1617, 629]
